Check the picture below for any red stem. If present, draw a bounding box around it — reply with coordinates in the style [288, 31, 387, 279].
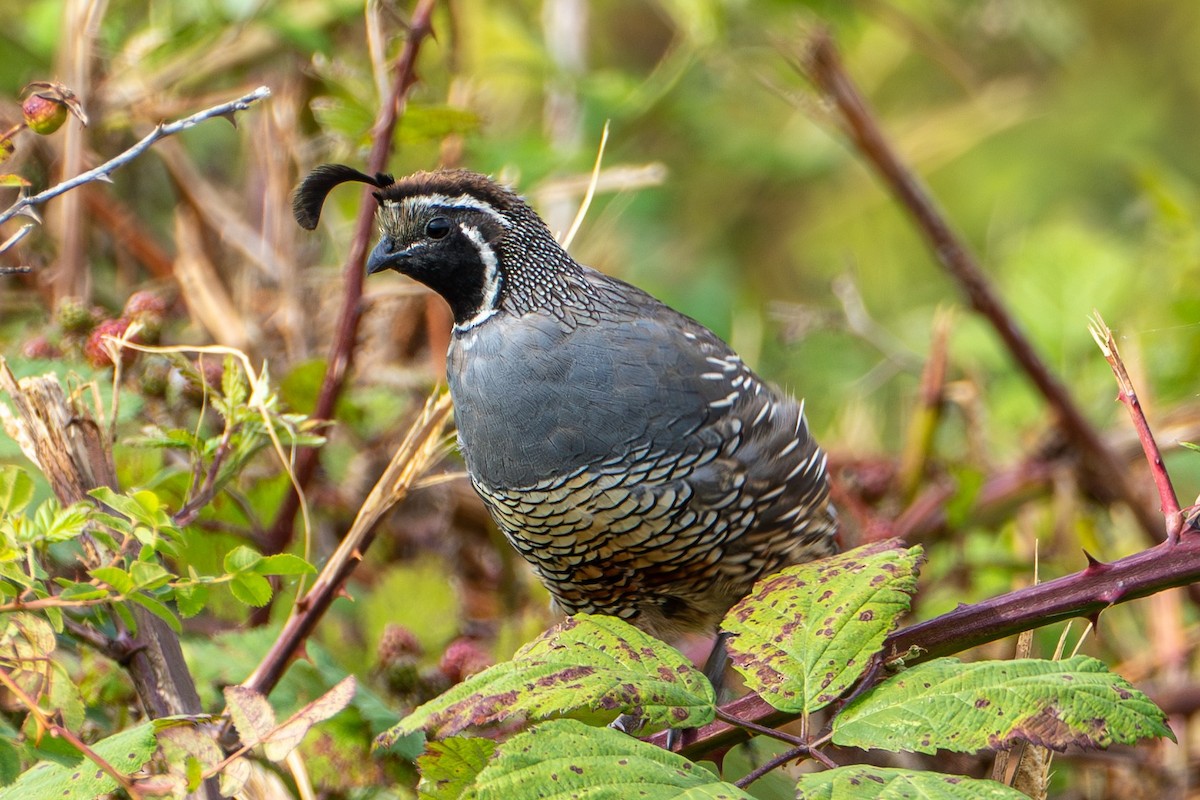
[258, 0, 439, 569]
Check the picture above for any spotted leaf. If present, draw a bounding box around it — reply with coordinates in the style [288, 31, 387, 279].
[461, 719, 750, 800]
[795, 765, 1030, 799]
[376, 615, 714, 745]
[833, 655, 1173, 754]
[0, 723, 157, 800]
[722, 539, 921, 715]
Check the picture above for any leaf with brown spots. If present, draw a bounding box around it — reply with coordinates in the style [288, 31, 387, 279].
[0, 722, 157, 800]
[833, 655, 1173, 754]
[418, 736, 496, 800]
[795, 765, 1029, 799]
[722, 539, 922, 716]
[463, 719, 751, 800]
[377, 615, 714, 746]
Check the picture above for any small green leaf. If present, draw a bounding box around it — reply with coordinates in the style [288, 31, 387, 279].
[418, 737, 496, 800]
[795, 766, 1030, 799]
[89, 566, 135, 595]
[112, 602, 137, 635]
[54, 580, 109, 602]
[462, 719, 750, 800]
[224, 545, 263, 574]
[173, 583, 209, 618]
[37, 504, 89, 543]
[130, 592, 182, 634]
[0, 722, 157, 800]
[254, 553, 315, 576]
[0, 467, 34, 517]
[89, 487, 149, 525]
[833, 655, 1174, 754]
[378, 615, 715, 745]
[723, 539, 922, 716]
[230, 572, 273, 607]
[130, 561, 173, 591]
[132, 428, 204, 452]
[222, 355, 249, 409]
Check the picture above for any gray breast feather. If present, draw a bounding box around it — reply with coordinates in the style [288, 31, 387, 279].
[448, 297, 784, 490]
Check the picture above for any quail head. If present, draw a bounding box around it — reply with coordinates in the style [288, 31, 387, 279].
[294, 165, 839, 643]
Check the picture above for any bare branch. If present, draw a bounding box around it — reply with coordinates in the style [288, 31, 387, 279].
[0, 86, 271, 253]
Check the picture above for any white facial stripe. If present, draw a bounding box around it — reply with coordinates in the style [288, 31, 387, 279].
[407, 194, 511, 228]
[456, 224, 501, 331]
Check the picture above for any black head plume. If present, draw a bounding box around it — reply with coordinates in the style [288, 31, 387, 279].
[292, 164, 395, 230]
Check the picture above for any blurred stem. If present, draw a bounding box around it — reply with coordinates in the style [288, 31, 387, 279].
[257, 0, 440, 597]
[50, 0, 108, 303]
[897, 307, 952, 501]
[794, 30, 1166, 545]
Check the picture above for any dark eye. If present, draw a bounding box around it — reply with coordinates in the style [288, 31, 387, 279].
[426, 217, 452, 239]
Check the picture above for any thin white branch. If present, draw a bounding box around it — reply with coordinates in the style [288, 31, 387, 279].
[0, 86, 271, 236]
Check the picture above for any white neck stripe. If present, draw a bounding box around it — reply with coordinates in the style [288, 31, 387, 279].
[455, 224, 502, 331]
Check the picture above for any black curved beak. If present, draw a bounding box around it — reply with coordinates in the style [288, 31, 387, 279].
[366, 238, 407, 275]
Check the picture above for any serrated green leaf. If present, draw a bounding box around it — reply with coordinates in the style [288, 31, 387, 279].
[795, 766, 1030, 799]
[0, 722, 157, 800]
[418, 737, 496, 800]
[36, 503, 89, 543]
[90, 566, 135, 595]
[230, 572, 273, 606]
[723, 540, 921, 716]
[224, 545, 263, 574]
[833, 656, 1174, 754]
[378, 615, 714, 745]
[0, 467, 34, 518]
[254, 553, 315, 576]
[461, 719, 750, 800]
[174, 583, 209, 618]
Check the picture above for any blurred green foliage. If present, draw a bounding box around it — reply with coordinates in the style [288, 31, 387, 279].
[2, 0, 1199, 795]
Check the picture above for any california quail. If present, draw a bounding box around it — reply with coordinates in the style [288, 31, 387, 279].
[294, 166, 839, 644]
